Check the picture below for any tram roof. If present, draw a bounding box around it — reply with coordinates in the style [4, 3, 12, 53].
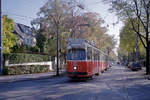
[68, 38, 108, 56]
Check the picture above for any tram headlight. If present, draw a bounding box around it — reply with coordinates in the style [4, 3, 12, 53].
[74, 66, 77, 70]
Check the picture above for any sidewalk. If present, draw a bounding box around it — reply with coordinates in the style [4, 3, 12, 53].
[126, 66, 150, 80]
[0, 70, 65, 83]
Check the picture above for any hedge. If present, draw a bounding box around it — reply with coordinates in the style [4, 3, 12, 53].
[3, 53, 50, 64]
[3, 65, 50, 75]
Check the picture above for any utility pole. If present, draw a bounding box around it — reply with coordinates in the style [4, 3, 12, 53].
[136, 21, 140, 61]
[56, 24, 59, 76]
[0, 0, 2, 74]
[136, 33, 139, 61]
[55, 0, 59, 76]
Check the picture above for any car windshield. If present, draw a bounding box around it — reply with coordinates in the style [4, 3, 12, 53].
[132, 63, 137, 67]
[67, 49, 86, 60]
[132, 62, 141, 67]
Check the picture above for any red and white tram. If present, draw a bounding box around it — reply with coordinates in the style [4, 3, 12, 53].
[66, 38, 109, 78]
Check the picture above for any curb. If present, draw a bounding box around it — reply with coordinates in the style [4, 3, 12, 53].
[0, 71, 66, 83]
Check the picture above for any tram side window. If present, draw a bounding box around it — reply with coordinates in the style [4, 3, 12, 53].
[98, 52, 100, 61]
[105, 55, 108, 61]
[96, 51, 99, 60]
[99, 53, 101, 61]
[93, 50, 97, 60]
[94, 50, 99, 61]
[103, 55, 106, 61]
[87, 47, 92, 60]
[101, 54, 104, 61]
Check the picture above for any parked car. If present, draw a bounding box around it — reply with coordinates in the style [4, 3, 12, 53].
[125, 62, 129, 66]
[128, 62, 133, 68]
[117, 62, 120, 64]
[130, 62, 142, 71]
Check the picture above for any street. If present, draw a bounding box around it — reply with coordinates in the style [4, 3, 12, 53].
[0, 65, 150, 100]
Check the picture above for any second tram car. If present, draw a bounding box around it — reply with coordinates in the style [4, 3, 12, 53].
[67, 38, 109, 78]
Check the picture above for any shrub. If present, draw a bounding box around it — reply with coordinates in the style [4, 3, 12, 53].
[3, 66, 9, 75]
[3, 65, 50, 75]
[3, 53, 50, 64]
[30, 46, 40, 52]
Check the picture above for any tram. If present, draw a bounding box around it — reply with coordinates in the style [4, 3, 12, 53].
[66, 38, 109, 78]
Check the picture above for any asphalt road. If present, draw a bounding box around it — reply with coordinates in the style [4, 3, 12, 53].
[0, 65, 150, 100]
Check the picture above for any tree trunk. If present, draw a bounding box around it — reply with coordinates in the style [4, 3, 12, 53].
[146, 48, 150, 74]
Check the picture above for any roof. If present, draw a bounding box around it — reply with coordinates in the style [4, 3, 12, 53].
[14, 23, 35, 38]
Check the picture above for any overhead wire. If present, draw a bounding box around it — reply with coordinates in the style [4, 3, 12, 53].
[2, 0, 48, 20]
[2, 1, 102, 20]
[84, 0, 120, 27]
[2, 11, 35, 19]
[2, 0, 119, 27]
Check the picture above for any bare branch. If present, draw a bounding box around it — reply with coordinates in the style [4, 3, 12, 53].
[142, 0, 148, 11]
[148, 0, 150, 8]
[126, 10, 147, 48]
[133, 0, 147, 30]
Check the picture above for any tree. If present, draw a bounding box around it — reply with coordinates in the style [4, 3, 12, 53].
[2, 15, 18, 53]
[105, 0, 150, 74]
[120, 19, 145, 61]
[31, 0, 70, 54]
[67, 12, 116, 51]
[32, 0, 116, 61]
[32, 0, 73, 76]
[62, 0, 85, 38]
[36, 32, 46, 53]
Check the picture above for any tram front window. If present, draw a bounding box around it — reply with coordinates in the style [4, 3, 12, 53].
[67, 49, 86, 60]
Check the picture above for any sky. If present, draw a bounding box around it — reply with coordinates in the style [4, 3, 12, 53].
[2, 0, 123, 52]
[2, 0, 46, 25]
